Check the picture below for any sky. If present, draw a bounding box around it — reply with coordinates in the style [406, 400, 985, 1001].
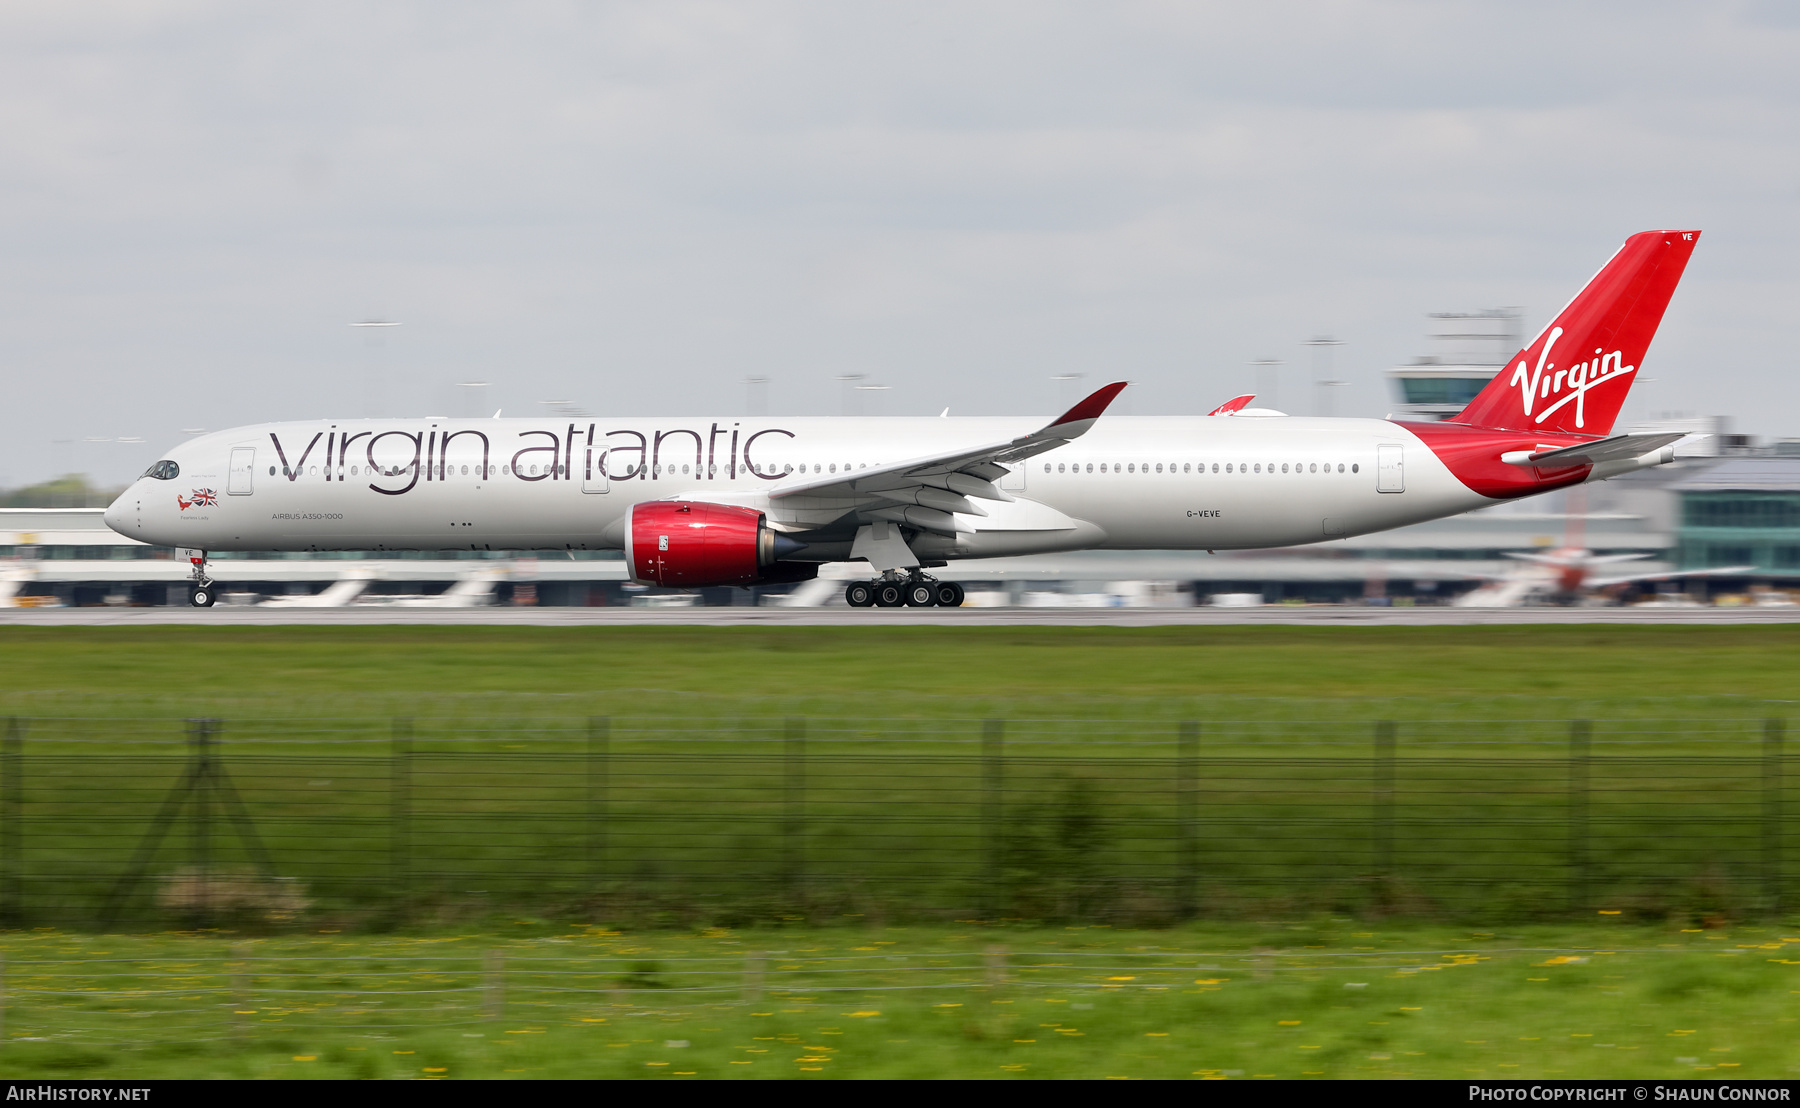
[0, 1, 1796, 486]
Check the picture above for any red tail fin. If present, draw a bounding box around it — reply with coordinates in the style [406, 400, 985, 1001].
[1453, 230, 1699, 435]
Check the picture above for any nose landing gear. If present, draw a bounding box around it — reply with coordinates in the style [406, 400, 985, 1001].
[187, 551, 216, 608]
[843, 573, 965, 609]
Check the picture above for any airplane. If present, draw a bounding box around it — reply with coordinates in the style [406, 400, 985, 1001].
[252, 565, 502, 607]
[1450, 488, 1754, 607]
[104, 229, 1703, 609]
[1452, 547, 1754, 607]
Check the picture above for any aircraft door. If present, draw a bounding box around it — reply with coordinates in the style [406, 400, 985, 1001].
[999, 463, 1026, 492]
[227, 447, 256, 495]
[1377, 444, 1404, 493]
[582, 427, 609, 494]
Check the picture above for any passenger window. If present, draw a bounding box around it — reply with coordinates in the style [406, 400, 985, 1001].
[1212, 463, 1219, 473]
[1226, 464, 1232, 473]
[1254, 464, 1261, 473]
[1352, 464, 1360, 473]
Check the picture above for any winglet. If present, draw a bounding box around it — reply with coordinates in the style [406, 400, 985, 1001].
[1207, 394, 1256, 417]
[1046, 381, 1128, 431]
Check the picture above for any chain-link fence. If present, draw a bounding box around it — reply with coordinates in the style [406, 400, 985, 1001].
[0, 715, 1789, 927]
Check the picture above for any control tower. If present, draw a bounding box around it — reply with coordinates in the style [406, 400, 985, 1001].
[1387, 308, 1522, 421]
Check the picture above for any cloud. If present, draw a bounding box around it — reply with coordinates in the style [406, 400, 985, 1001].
[0, 0, 1794, 483]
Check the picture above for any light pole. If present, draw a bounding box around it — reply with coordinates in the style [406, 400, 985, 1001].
[854, 384, 891, 416]
[1305, 336, 1346, 417]
[835, 374, 866, 416]
[1250, 359, 1283, 412]
[457, 382, 490, 419]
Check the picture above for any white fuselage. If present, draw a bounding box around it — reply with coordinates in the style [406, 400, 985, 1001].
[104, 415, 1504, 559]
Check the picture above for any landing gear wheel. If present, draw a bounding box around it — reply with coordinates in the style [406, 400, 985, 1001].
[845, 581, 876, 608]
[190, 585, 217, 608]
[934, 581, 965, 608]
[904, 581, 937, 607]
[873, 582, 905, 607]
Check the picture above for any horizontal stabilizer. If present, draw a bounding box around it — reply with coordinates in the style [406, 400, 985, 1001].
[1501, 432, 1687, 467]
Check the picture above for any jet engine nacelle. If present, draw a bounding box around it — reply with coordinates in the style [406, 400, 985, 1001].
[625, 501, 812, 587]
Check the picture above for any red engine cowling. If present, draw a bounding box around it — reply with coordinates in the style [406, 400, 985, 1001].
[625, 501, 809, 587]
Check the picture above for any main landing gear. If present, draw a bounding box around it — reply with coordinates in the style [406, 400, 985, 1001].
[188, 552, 216, 608]
[844, 574, 965, 609]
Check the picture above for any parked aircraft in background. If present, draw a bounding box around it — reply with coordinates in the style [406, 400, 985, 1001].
[1453, 547, 1753, 607]
[106, 230, 1703, 609]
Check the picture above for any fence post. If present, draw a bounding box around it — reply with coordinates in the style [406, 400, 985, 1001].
[985, 944, 1008, 989]
[1569, 720, 1591, 913]
[392, 718, 412, 916]
[484, 949, 505, 1020]
[1765, 719, 1785, 916]
[783, 719, 804, 904]
[742, 950, 766, 1005]
[588, 717, 609, 886]
[1372, 722, 1396, 879]
[229, 941, 250, 1038]
[982, 720, 1004, 917]
[189, 720, 216, 927]
[1177, 721, 1199, 919]
[2, 718, 21, 926]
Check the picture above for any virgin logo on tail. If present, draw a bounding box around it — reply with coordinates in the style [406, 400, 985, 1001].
[1506, 327, 1635, 430]
[1452, 230, 1699, 438]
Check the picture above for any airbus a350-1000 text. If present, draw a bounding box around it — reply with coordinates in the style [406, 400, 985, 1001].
[106, 230, 1703, 608]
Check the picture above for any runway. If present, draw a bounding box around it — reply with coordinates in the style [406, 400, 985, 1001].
[1, 605, 1798, 626]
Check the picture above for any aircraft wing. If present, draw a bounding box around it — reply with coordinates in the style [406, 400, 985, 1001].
[1587, 565, 1757, 588]
[767, 382, 1127, 536]
[1501, 432, 1687, 467]
[1501, 551, 1652, 568]
[1206, 394, 1256, 416]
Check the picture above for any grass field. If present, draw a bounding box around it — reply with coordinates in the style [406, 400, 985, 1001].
[0, 625, 1794, 930]
[1, 625, 1797, 1078]
[0, 623, 1796, 719]
[0, 921, 1795, 1079]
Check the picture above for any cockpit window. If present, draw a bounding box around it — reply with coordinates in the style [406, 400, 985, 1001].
[143, 460, 179, 480]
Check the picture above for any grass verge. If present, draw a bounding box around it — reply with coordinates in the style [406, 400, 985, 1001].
[0, 921, 1795, 1079]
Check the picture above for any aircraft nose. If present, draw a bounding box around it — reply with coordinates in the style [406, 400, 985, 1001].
[101, 489, 130, 535]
